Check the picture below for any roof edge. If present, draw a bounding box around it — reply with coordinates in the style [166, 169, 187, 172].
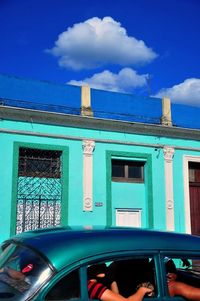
[0, 105, 200, 141]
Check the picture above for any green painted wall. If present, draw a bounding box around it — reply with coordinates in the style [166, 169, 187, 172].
[1, 118, 200, 242]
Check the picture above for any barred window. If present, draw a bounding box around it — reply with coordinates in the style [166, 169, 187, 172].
[18, 148, 62, 178]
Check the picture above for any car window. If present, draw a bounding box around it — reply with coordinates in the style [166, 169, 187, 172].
[87, 256, 157, 299]
[0, 242, 53, 301]
[163, 256, 200, 299]
[45, 255, 158, 301]
[45, 269, 80, 301]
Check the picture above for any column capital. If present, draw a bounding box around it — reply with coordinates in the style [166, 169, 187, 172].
[82, 140, 95, 155]
[163, 146, 175, 162]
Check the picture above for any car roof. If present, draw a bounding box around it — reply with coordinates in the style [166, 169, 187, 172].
[9, 227, 200, 271]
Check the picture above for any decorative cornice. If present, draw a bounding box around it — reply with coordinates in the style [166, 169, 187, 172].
[1, 106, 200, 141]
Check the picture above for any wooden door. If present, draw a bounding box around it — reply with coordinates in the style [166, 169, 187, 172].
[189, 185, 200, 235]
[189, 162, 200, 236]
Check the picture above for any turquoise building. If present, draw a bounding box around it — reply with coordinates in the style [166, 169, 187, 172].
[0, 74, 200, 242]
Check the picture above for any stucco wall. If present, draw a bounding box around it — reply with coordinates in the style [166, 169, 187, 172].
[1, 115, 200, 242]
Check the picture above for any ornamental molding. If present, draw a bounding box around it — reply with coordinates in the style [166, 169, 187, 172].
[163, 146, 175, 162]
[83, 197, 93, 211]
[167, 199, 174, 210]
[82, 140, 95, 211]
[163, 145, 175, 231]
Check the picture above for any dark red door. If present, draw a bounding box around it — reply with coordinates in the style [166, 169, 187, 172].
[189, 162, 200, 236]
[189, 185, 200, 235]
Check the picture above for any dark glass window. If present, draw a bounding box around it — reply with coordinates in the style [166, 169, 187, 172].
[45, 269, 80, 300]
[112, 162, 125, 178]
[112, 160, 145, 183]
[189, 162, 200, 183]
[87, 256, 157, 298]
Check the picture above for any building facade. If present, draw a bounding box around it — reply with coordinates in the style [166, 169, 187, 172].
[0, 74, 200, 242]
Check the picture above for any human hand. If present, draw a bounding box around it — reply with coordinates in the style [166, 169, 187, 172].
[6, 267, 25, 281]
[136, 282, 154, 297]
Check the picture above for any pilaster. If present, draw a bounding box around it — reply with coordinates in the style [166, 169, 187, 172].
[82, 140, 95, 211]
[163, 146, 175, 230]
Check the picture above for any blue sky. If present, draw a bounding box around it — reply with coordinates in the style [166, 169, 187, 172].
[0, 0, 200, 106]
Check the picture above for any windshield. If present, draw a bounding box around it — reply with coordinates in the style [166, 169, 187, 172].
[0, 242, 53, 300]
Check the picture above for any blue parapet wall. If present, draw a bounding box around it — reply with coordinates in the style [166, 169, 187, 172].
[1, 73, 200, 130]
[91, 89, 162, 124]
[0, 73, 81, 115]
[172, 103, 200, 130]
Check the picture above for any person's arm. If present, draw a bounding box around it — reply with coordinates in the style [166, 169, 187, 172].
[170, 281, 200, 301]
[101, 286, 152, 301]
[4, 266, 25, 281]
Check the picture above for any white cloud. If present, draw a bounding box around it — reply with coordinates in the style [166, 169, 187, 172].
[155, 78, 200, 106]
[47, 16, 157, 70]
[68, 67, 148, 92]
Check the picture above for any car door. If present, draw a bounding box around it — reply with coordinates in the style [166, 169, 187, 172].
[37, 251, 164, 301]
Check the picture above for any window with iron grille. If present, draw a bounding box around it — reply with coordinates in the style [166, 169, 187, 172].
[18, 148, 61, 178]
[16, 147, 62, 234]
[112, 159, 145, 183]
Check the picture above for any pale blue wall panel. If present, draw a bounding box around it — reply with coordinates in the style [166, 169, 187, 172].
[111, 182, 146, 226]
[150, 149, 166, 230]
[0, 136, 14, 241]
[173, 151, 186, 233]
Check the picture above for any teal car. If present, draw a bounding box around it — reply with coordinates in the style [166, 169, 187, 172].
[0, 227, 200, 301]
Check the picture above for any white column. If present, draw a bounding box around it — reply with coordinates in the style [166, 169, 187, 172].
[163, 146, 175, 231]
[81, 85, 93, 117]
[82, 140, 95, 211]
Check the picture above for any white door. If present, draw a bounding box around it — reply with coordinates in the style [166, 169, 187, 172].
[116, 209, 141, 227]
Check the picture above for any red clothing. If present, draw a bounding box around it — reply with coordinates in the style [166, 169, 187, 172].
[88, 280, 107, 299]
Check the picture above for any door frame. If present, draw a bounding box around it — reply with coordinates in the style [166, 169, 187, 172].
[183, 155, 200, 234]
[11, 142, 69, 236]
[106, 150, 153, 228]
